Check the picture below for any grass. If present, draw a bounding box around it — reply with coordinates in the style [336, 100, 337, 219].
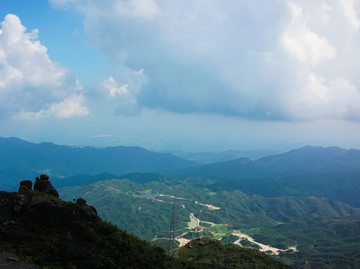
[209, 224, 230, 235]
[241, 227, 261, 236]
[200, 221, 215, 226]
[187, 214, 198, 229]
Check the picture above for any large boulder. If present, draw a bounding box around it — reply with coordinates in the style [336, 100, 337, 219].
[18, 180, 32, 193]
[75, 198, 99, 221]
[79, 205, 99, 221]
[76, 197, 87, 206]
[33, 174, 59, 198]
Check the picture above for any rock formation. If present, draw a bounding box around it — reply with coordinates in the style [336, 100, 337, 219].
[18, 180, 32, 193]
[33, 174, 59, 198]
[76, 197, 98, 221]
[12, 177, 98, 221]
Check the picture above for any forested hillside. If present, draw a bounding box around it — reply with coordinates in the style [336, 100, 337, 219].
[0, 176, 290, 269]
[60, 177, 360, 268]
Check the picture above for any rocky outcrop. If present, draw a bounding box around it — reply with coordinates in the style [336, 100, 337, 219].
[13, 195, 61, 215]
[33, 174, 59, 198]
[185, 237, 206, 249]
[76, 197, 98, 221]
[76, 197, 87, 206]
[1, 192, 99, 222]
[11, 177, 98, 221]
[18, 180, 32, 193]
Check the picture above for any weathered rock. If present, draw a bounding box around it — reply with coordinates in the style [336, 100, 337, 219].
[78, 205, 99, 221]
[186, 237, 205, 249]
[55, 201, 65, 209]
[13, 195, 27, 213]
[76, 197, 87, 205]
[18, 180, 33, 193]
[33, 174, 59, 198]
[39, 174, 49, 181]
[29, 196, 57, 213]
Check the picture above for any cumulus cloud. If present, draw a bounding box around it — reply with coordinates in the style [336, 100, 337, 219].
[281, 2, 336, 66]
[103, 76, 129, 97]
[100, 74, 143, 116]
[286, 73, 360, 120]
[339, 0, 360, 32]
[0, 14, 89, 119]
[114, 0, 160, 21]
[51, 0, 360, 121]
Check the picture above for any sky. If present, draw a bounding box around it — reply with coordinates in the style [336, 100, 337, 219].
[0, 0, 360, 152]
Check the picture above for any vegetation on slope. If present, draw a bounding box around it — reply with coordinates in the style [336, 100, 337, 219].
[179, 237, 292, 269]
[0, 177, 295, 269]
[59, 177, 360, 268]
[0, 189, 197, 269]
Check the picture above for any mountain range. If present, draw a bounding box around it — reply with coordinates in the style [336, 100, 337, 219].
[2, 137, 360, 207]
[1, 137, 360, 268]
[170, 146, 360, 207]
[170, 149, 281, 164]
[0, 137, 195, 190]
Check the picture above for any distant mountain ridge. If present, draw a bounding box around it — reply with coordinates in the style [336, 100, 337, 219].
[257, 146, 360, 173]
[170, 149, 281, 164]
[0, 137, 196, 190]
[2, 137, 360, 206]
[173, 146, 360, 178]
[170, 146, 360, 207]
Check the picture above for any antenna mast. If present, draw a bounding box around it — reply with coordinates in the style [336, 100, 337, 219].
[168, 204, 178, 257]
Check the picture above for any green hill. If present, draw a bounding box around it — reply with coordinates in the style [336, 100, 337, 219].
[0, 184, 193, 268]
[179, 237, 292, 269]
[0, 176, 294, 269]
[59, 177, 360, 268]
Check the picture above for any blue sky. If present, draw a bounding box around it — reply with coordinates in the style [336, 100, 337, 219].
[1, 0, 360, 152]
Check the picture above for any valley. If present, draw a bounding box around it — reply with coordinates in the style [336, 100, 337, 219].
[146, 191, 296, 255]
[148, 193, 298, 255]
[60, 177, 360, 268]
[178, 211, 298, 256]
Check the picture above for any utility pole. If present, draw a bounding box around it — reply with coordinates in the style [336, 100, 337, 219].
[168, 204, 178, 257]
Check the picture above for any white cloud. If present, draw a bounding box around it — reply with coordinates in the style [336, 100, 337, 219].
[281, 2, 336, 66]
[51, 0, 360, 122]
[115, 0, 160, 21]
[0, 14, 89, 119]
[101, 75, 141, 116]
[50, 94, 89, 118]
[339, 0, 360, 32]
[287, 73, 360, 120]
[103, 76, 129, 97]
[321, 2, 333, 24]
[13, 94, 89, 119]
